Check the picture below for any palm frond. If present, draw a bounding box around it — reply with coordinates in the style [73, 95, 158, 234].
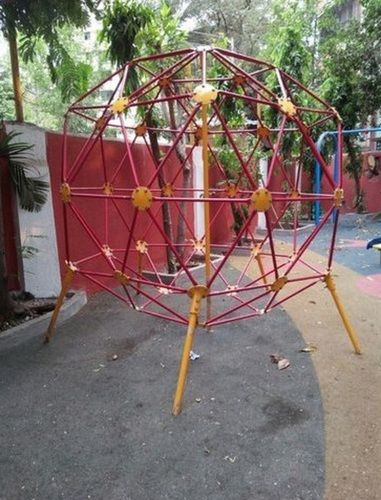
[0, 131, 33, 161]
[0, 131, 49, 212]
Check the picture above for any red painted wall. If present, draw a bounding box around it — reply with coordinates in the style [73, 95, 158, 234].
[0, 151, 20, 290]
[46, 132, 381, 293]
[321, 152, 381, 214]
[47, 133, 234, 292]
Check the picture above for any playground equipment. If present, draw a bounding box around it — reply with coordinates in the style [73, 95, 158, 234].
[367, 237, 381, 265]
[45, 47, 361, 415]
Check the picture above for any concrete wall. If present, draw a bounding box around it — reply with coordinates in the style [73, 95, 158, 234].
[5, 123, 61, 297]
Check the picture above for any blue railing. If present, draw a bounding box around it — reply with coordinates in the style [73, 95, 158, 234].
[314, 127, 381, 224]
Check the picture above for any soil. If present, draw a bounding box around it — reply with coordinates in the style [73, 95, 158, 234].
[0, 292, 60, 333]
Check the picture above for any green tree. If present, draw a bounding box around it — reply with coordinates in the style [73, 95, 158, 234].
[0, 0, 96, 121]
[100, 0, 189, 272]
[171, 0, 270, 54]
[319, 0, 381, 211]
[100, 0, 154, 91]
[0, 60, 14, 121]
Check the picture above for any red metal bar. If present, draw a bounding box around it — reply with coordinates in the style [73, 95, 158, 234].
[244, 261, 289, 289]
[132, 47, 195, 65]
[74, 251, 102, 266]
[212, 47, 275, 70]
[294, 116, 335, 189]
[212, 103, 257, 190]
[121, 209, 138, 271]
[163, 83, 198, 127]
[167, 143, 196, 188]
[128, 52, 198, 103]
[212, 50, 277, 101]
[299, 258, 325, 275]
[208, 281, 270, 297]
[147, 106, 199, 188]
[128, 93, 193, 109]
[206, 310, 261, 327]
[285, 207, 334, 276]
[218, 89, 278, 110]
[70, 109, 98, 123]
[265, 211, 279, 280]
[135, 62, 156, 78]
[265, 115, 287, 184]
[110, 150, 129, 185]
[62, 202, 70, 262]
[110, 198, 132, 233]
[270, 279, 321, 309]
[128, 282, 188, 323]
[141, 202, 164, 242]
[119, 113, 140, 186]
[80, 271, 137, 309]
[133, 307, 188, 326]
[327, 209, 340, 271]
[286, 275, 326, 283]
[147, 209, 198, 285]
[69, 204, 117, 271]
[282, 70, 333, 110]
[62, 116, 69, 181]
[208, 144, 231, 180]
[308, 114, 336, 131]
[206, 288, 271, 325]
[259, 201, 291, 248]
[207, 207, 257, 288]
[297, 106, 333, 115]
[69, 65, 124, 107]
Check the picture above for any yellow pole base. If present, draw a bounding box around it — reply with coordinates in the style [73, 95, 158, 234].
[255, 252, 268, 288]
[172, 285, 208, 416]
[324, 273, 361, 354]
[44, 264, 76, 344]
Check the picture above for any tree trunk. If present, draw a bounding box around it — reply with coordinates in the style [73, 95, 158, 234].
[0, 172, 13, 321]
[345, 137, 364, 213]
[8, 28, 24, 122]
[146, 114, 177, 274]
[164, 88, 191, 258]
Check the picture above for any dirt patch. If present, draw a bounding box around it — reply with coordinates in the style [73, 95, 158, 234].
[231, 244, 381, 500]
[0, 293, 59, 333]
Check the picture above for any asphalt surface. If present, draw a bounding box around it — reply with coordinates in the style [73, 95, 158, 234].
[2, 213, 379, 500]
[289, 213, 381, 276]
[0, 278, 324, 500]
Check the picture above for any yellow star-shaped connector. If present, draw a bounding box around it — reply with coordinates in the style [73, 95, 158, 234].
[136, 240, 148, 254]
[111, 96, 129, 115]
[162, 183, 174, 197]
[278, 98, 297, 118]
[225, 181, 238, 198]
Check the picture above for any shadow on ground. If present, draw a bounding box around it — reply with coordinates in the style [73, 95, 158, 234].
[0, 287, 324, 500]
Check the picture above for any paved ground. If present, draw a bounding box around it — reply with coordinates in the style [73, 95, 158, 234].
[0, 214, 380, 500]
[268, 213, 381, 499]
[1, 283, 323, 499]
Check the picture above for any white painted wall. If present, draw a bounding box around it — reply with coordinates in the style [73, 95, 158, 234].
[192, 146, 204, 240]
[6, 122, 61, 297]
[257, 157, 268, 230]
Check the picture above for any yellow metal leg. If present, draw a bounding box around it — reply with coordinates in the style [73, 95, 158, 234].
[44, 263, 76, 344]
[172, 285, 208, 416]
[255, 252, 268, 287]
[324, 273, 361, 354]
